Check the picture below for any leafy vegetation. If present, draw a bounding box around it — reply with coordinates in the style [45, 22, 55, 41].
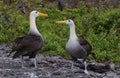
[0, 1, 120, 64]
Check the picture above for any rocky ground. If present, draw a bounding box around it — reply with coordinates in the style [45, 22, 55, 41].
[0, 43, 120, 78]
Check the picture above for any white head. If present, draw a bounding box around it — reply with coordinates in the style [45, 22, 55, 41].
[66, 19, 75, 27]
[30, 10, 39, 18]
[56, 19, 75, 27]
[29, 10, 48, 36]
[30, 10, 48, 18]
[56, 19, 77, 39]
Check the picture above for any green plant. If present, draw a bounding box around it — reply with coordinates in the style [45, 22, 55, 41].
[0, 1, 120, 64]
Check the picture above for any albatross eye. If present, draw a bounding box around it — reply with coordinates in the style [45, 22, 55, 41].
[68, 19, 71, 22]
[35, 11, 38, 14]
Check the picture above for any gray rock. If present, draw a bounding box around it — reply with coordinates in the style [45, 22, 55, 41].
[0, 43, 120, 78]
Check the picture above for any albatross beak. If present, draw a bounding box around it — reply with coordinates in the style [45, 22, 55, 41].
[39, 12, 48, 17]
[56, 20, 67, 24]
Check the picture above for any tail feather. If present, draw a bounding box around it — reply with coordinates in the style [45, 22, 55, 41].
[12, 52, 21, 59]
[7, 49, 14, 57]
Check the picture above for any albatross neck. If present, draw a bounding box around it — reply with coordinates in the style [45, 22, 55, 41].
[29, 15, 41, 36]
[69, 24, 78, 39]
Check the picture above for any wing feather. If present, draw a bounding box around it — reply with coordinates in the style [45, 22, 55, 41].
[10, 34, 43, 58]
[79, 39, 92, 56]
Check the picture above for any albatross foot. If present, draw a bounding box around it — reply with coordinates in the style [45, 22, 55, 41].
[84, 69, 89, 74]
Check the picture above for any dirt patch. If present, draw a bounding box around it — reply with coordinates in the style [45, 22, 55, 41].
[0, 43, 120, 78]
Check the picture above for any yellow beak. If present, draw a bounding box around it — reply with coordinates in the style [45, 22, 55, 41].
[56, 20, 67, 24]
[39, 12, 48, 17]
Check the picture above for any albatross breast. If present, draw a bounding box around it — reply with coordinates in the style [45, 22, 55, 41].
[66, 38, 87, 58]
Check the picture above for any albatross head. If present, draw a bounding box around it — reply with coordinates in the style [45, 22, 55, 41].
[56, 19, 75, 27]
[29, 10, 48, 36]
[56, 19, 77, 39]
[30, 10, 48, 18]
[66, 19, 74, 26]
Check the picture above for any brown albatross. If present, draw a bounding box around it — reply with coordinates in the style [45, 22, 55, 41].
[9, 10, 48, 68]
[56, 19, 94, 74]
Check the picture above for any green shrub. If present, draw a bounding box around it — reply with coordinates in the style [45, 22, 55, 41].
[0, 1, 120, 64]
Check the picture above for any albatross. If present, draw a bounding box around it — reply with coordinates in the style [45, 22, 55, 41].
[56, 19, 94, 74]
[9, 10, 48, 68]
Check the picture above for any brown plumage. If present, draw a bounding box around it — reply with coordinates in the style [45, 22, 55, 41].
[10, 34, 43, 59]
[79, 39, 95, 58]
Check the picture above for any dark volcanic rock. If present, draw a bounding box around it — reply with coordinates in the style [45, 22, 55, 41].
[0, 43, 120, 78]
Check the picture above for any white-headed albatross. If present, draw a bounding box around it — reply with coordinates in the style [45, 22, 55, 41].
[56, 19, 94, 74]
[9, 10, 48, 68]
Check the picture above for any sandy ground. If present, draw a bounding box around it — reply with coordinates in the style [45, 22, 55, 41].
[0, 43, 120, 78]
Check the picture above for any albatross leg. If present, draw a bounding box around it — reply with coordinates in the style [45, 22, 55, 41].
[21, 56, 25, 68]
[30, 57, 37, 68]
[34, 57, 37, 68]
[84, 61, 88, 74]
[70, 61, 74, 69]
[70, 56, 77, 69]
